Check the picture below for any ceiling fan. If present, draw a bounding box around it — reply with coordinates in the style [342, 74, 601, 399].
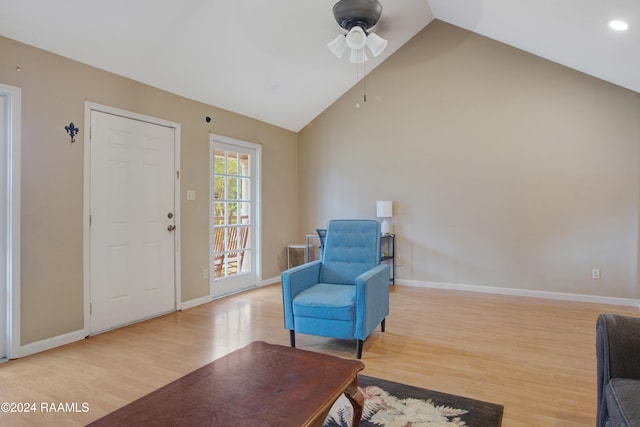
[327, 0, 388, 63]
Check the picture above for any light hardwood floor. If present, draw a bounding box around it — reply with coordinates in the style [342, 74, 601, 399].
[0, 284, 638, 426]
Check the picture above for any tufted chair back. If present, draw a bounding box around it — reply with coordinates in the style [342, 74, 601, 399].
[319, 220, 381, 285]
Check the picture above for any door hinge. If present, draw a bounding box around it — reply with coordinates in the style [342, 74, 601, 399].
[89, 214, 92, 226]
[90, 302, 92, 315]
[176, 170, 180, 179]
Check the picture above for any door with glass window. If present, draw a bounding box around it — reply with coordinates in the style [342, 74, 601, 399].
[210, 136, 258, 297]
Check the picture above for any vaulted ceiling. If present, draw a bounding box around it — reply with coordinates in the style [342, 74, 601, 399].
[1, 0, 638, 132]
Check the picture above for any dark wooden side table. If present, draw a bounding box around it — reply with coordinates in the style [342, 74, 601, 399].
[87, 341, 365, 427]
[381, 233, 395, 284]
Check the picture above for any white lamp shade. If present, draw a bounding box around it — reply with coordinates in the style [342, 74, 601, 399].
[328, 35, 348, 58]
[349, 48, 367, 63]
[329, 26, 385, 63]
[345, 26, 367, 50]
[366, 32, 388, 57]
[376, 200, 393, 218]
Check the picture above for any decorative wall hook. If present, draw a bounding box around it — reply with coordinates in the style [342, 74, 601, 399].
[65, 122, 79, 143]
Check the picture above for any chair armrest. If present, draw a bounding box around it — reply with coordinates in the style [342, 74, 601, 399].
[354, 264, 390, 340]
[596, 313, 640, 426]
[281, 260, 322, 330]
[598, 313, 640, 380]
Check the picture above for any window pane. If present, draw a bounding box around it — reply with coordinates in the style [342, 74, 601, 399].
[214, 260, 224, 279]
[227, 203, 238, 223]
[214, 149, 225, 174]
[239, 153, 250, 177]
[237, 178, 250, 201]
[239, 249, 251, 273]
[213, 203, 225, 224]
[221, 253, 232, 277]
[228, 151, 239, 175]
[213, 176, 225, 200]
[227, 177, 238, 200]
[238, 203, 250, 223]
[239, 227, 250, 251]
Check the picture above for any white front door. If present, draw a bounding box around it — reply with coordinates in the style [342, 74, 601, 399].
[90, 111, 177, 333]
[210, 135, 260, 298]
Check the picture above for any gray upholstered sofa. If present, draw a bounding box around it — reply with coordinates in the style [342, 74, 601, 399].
[596, 313, 640, 426]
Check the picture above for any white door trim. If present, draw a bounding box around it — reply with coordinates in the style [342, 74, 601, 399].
[209, 133, 262, 298]
[83, 102, 181, 336]
[0, 83, 20, 359]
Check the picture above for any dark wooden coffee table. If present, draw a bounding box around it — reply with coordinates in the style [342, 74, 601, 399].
[87, 341, 365, 427]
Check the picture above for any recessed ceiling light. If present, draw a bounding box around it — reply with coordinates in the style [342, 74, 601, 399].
[609, 20, 629, 31]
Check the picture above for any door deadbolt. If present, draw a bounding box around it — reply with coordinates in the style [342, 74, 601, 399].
[167, 212, 173, 219]
[167, 225, 176, 232]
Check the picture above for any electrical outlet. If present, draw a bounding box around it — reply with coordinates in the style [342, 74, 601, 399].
[592, 268, 600, 279]
[203, 269, 209, 279]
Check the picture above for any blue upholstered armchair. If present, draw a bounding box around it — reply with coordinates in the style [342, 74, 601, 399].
[281, 219, 390, 359]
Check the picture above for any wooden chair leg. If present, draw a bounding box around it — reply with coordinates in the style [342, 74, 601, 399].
[381, 318, 386, 332]
[289, 330, 296, 348]
[356, 340, 363, 359]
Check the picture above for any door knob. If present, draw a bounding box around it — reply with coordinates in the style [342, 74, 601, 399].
[167, 225, 176, 232]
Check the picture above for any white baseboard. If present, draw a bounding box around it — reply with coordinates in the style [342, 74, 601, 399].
[180, 295, 213, 310]
[16, 329, 87, 359]
[181, 276, 280, 308]
[397, 279, 640, 307]
[260, 276, 281, 287]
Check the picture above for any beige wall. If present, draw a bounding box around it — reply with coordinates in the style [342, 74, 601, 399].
[0, 36, 298, 345]
[298, 21, 640, 298]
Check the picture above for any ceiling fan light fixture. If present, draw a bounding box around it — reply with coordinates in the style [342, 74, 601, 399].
[332, 0, 383, 32]
[349, 48, 368, 63]
[328, 0, 385, 63]
[365, 32, 388, 56]
[345, 26, 367, 50]
[328, 34, 348, 58]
